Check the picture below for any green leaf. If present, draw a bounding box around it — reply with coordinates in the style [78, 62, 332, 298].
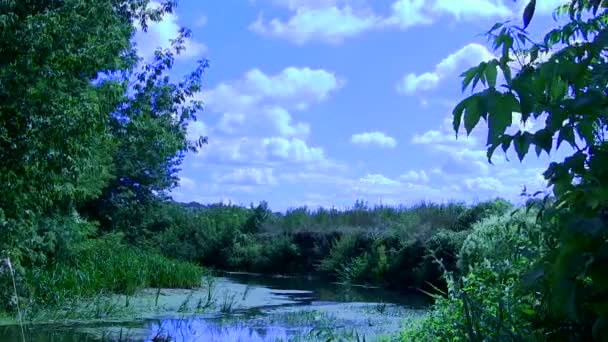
[484, 60, 498, 88]
[533, 128, 553, 156]
[460, 67, 479, 92]
[471, 62, 488, 90]
[499, 61, 512, 83]
[576, 121, 595, 146]
[463, 95, 484, 135]
[514, 132, 533, 161]
[523, 0, 536, 29]
[557, 126, 576, 149]
[487, 92, 518, 145]
[453, 99, 467, 135]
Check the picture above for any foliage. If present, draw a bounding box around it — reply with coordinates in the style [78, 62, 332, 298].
[453, 0, 608, 337]
[0, 0, 208, 314]
[458, 208, 549, 272]
[24, 234, 203, 309]
[401, 210, 549, 341]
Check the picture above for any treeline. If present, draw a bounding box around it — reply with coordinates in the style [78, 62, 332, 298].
[143, 198, 513, 291]
[0, 0, 206, 314]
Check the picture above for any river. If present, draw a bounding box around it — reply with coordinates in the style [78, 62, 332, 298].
[0, 272, 430, 341]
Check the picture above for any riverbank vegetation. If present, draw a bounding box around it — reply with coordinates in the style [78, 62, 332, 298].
[402, 0, 608, 340]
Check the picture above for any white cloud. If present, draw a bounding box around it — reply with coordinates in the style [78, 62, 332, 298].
[195, 136, 330, 166]
[200, 66, 342, 144]
[190, 66, 346, 173]
[412, 116, 478, 147]
[242, 67, 343, 104]
[249, 0, 533, 45]
[250, 6, 379, 45]
[514, 0, 569, 16]
[381, 0, 431, 29]
[216, 168, 277, 186]
[351, 131, 397, 148]
[217, 112, 246, 134]
[206, 67, 343, 113]
[187, 121, 208, 140]
[263, 137, 326, 163]
[399, 170, 429, 183]
[397, 43, 495, 95]
[134, 2, 207, 60]
[179, 176, 196, 190]
[359, 173, 400, 186]
[431, 0, 511, 20]
[264, 106, 311, 137]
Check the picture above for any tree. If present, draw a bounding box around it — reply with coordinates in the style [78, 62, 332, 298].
[0, 0, 207, 279]
[453, 0, 608, 338]
[79, 27, 209, 241]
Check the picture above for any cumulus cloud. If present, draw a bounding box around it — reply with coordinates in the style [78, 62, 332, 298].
[216, 168, 277, 186]
[248, 0, 548, 45]
[359, 173, 401, 186]
[431, 0, 511, 20]
[412, 116, 478, 147]
[397, 43, 495, 95]
[399, 170, 429, 183]
[134, 1, 206, 60]
[351, 131, 397, 148]
[263, 137, 326, 163]
[250, 6, 380, 45]
[205, 67, 343, 113]
[179, 176, 197, 190]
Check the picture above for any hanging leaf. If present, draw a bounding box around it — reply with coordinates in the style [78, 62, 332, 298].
[484, 60, 499, 88]
[464, 95, 484, 135]
[513, 132, 533, 161]
[460, 67, 479, 92]
[523, 0, 536, 29]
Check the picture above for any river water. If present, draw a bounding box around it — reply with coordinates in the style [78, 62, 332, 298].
[0, 272, 430, 341]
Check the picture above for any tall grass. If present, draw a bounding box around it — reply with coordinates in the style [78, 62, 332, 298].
[24, 234, 203, 309]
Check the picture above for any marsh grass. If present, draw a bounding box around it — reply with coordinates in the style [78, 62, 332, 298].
[218, 291, 238, 314]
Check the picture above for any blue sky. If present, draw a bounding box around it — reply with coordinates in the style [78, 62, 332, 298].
[134, 0, 572, 211]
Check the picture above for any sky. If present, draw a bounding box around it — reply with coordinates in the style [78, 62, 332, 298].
[134, 0, 573, 211]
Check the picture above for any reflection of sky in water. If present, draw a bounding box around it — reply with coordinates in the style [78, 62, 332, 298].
[147, 318, 295, 342]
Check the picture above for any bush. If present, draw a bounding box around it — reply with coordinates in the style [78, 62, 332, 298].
[317, 234, 362, 276]
[458, 208, 544, 273]
[452, 198, 513, 232]
[401, 209, 549, 341]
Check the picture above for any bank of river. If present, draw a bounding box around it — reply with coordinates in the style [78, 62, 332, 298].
[0, 272, 430, 341]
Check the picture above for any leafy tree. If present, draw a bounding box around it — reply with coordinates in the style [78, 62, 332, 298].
[0, 0, 207, 310]
[80, 27, 209, 241]
[0, 0, 141, 265]
[453, 0, 608, 338]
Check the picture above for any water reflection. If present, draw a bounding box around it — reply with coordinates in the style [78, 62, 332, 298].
[222, 272, 430, 308]
[148, 318, 293, 342]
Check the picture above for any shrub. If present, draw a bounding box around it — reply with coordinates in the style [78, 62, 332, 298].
[458, 208, 545, 273]
[317, 234, 361, 276]
[452, 198, 513, 232]
[401, 209, 549, 341]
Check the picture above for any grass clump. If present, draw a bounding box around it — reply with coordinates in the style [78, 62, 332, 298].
[23, 233, 203, 309]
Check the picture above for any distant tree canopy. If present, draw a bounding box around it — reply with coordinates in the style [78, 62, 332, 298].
[0, 0, 208, 265]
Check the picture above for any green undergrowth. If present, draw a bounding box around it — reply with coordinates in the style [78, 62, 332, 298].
[2, 234, 203, 319]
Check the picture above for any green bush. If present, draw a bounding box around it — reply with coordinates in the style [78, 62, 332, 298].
[458, 209, 545, 273]
[401, 209, 549, 341]
[317, 234, 361, 276]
